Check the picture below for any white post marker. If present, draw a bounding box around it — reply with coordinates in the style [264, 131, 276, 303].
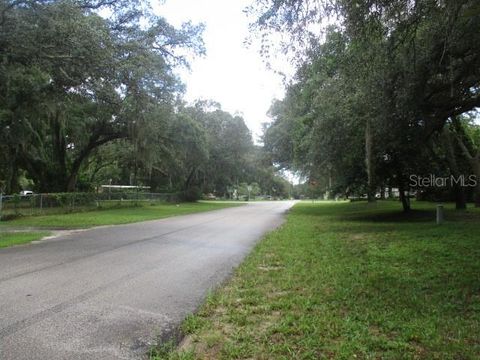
[436, 204, 444, 225]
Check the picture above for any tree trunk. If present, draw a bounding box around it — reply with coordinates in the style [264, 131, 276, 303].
[365, 118, 375, 202]
[398, 180, 411, 212]
[442, 128, 467, 210]
[454, 187, 467, 210]
[473, 162, 480, 208]
[66, 173, 78, 192]
[185, 167, 196, 190]
[52, 111, 67, 183]
[65, 132, 125, 192]
[8, 163, 19, 194]
[457, 158, 480, 207]
[454, 126, 480, 208]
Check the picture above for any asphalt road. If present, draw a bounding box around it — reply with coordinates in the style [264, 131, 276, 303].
[0, 201, 295, 359]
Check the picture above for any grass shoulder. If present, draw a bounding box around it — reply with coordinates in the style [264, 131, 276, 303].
[155, 200, 480, 359]
[0, 202, 241, 249]
[0, 201, 242, 230]
[0, 231, 50, 249]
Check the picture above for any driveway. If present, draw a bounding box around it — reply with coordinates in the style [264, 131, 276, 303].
[0, 201, 295, 359]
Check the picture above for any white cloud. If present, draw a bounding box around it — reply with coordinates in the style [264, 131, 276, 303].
[153, 0, 293, 141]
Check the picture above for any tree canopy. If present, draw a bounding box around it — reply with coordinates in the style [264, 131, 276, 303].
[0, 0, 291, 199]
[254, 0, 480, 210]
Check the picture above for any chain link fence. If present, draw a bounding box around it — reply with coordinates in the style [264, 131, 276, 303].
[0, 192, 180, 220]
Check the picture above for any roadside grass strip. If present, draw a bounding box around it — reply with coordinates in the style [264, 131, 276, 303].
[0, 202, 241, 229]
[0, 231, 50, 248]
[153, 201, 480, 359]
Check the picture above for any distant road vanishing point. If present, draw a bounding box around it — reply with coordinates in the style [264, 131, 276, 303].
[0, 201, 296, 359]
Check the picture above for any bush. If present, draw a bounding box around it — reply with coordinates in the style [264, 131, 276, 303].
[1, 213, 23, 221]
[182, 187, 201, 202]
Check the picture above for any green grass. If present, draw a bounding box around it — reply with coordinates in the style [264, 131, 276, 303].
[0, 231, 50, 248]
[0, 201, 241, 229]
[155, 201, 480, 359]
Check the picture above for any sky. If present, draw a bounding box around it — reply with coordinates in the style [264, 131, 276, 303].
[153, 0, 292, 141]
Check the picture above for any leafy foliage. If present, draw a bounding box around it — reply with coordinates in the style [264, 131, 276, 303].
[0, 0, 203, 192]
[256, 0, 480, 210]
[0, 0, 291, 199]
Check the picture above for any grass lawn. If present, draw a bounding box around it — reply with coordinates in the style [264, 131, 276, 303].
[0, 201, 241, 229]
[155, 201, 480, 359]
[0, 231, 50, 248]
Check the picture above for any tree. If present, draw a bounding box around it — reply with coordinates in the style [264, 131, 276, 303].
[185, 103, 254, 196]
[253, 0, 480, 211]
[0, 0, 204, 192]
[168, 112, 209, 195]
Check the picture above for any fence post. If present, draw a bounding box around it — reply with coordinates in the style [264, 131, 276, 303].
[40, 194, 43, 213]
[0, 193, 3, 220]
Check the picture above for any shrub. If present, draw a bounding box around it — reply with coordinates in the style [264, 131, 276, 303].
[182, 187, 201, 202]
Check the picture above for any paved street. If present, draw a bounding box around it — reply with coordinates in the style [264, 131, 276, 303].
[0, 201, 295, 359]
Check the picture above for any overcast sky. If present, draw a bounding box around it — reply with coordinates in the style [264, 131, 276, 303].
[153, 0, 292, 141]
